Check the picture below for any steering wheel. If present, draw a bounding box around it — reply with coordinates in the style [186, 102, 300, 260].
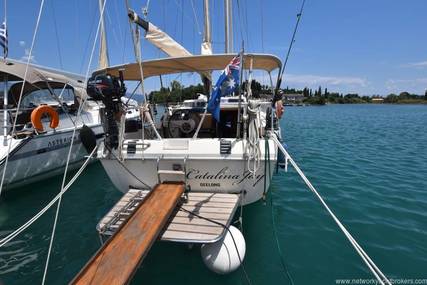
[167, 109, 201, 138]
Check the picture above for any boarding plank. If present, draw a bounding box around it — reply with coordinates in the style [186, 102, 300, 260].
[72, 182, 184, 285]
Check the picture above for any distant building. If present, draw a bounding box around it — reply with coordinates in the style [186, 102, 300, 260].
[283, 93, 304, 104]
[372, 97, 384, 103]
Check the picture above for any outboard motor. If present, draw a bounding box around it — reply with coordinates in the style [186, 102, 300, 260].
[87, 72, 126, 149]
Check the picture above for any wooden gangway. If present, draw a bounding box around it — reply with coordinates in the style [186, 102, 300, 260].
[71, 182, 185, 285]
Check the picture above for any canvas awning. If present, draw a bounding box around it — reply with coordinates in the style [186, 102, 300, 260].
[0, 59, 84, 85]
[92, 54, 282, 81]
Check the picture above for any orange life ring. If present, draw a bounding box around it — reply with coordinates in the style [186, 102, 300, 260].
[31, 105, 59, 132]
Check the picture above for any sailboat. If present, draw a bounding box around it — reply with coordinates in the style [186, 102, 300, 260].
[0, 59, 105, 190]
[73, 0, 286, 276]
[0, 0, 145, 191]
[89, 1, 285, 206]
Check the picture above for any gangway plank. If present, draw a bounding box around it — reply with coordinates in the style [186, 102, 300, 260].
[70, 182, 185, 285]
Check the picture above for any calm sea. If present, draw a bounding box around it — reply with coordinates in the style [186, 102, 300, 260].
[0, 104, 426, 284]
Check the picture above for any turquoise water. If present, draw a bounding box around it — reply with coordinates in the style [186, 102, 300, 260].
[0, 104, 426, 284]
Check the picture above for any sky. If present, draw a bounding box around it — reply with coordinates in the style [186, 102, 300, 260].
[2, 0, 427, 95]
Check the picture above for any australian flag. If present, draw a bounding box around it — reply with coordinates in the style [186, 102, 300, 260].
[207, 55, 241, 121]
[0, 21, 7, 59]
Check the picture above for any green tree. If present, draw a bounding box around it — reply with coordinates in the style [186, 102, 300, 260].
[384, 94, 398, 103]
[303, 87, 309, 97]
[399, 91, 410, 99]
[170, 80, 182, 92]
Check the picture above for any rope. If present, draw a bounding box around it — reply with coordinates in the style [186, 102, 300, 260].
[0, 146, 97, 248]
[41, 1, 108, 282]
[271, 134, 392, 285]
[246, 103, 261, 177]
[104, 145, 152, 190]
[0, 0, 45, 197]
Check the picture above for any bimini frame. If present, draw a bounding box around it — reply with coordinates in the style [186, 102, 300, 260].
[92, 53, 283, 142]
[92, 53, 282, 81]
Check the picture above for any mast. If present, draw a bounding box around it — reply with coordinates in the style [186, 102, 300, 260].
[98, 0, 109, 68]
[201, 0, 212, 55]
[224, 0, 233, 53]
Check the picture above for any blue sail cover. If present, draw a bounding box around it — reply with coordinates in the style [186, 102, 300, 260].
[207, 55, 241, 121]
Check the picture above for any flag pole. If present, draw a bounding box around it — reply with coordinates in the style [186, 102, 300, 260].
[3, 0, 7, 146]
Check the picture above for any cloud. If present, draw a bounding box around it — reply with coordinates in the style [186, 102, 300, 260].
[385, 78, 427, 93]
[283, 74, 367, 87]
[21, 48, 36, 63]
[19, 41, 26, 47]
[404, 60, 427, 68]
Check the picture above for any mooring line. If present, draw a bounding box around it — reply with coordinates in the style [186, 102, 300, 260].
[41, 0, 109, 282]
[0, 146, 97, 248]
[271, 134, 391, 285]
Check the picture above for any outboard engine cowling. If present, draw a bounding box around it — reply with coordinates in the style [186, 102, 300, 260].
[87, 73, 126, 149]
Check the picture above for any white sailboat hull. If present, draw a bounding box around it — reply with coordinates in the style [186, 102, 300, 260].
[0, 124, 104, 190]
[99, 138, 277, 205]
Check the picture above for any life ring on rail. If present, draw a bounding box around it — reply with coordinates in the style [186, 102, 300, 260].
[31, 105, 59, 132]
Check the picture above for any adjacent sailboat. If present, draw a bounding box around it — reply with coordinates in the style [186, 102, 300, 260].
[0, 60, 104, 190]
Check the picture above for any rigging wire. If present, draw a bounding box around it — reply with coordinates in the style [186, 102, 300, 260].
[105, 7, 122, 53]
[259, 0, 264, 53]
[125, 0, 147, 103]
[172, 0, 201, 37]
[238, 0, 250, 51]
[46, 1, 81, 126]
[235, 0, 246, 49]
[278, 0, 306, 84]
[143, 0, 151, 19]
[79, 3, 98, 73]
[41, 1, 109, 283]
[0, 0, 45, 197]
[190, 0, 202, 36]
[50, 0, 63, 69]
[259, 0, 267, 87]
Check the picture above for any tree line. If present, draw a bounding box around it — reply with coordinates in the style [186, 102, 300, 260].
[148, 79, 427, 105]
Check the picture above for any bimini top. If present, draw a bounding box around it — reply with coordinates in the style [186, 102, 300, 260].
[92, 53, 282, 81]
[0, 58, 85, 85]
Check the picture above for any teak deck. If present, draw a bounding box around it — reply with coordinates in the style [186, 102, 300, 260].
[97, 189, 240, 244]
[71, 182, 184, 285]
